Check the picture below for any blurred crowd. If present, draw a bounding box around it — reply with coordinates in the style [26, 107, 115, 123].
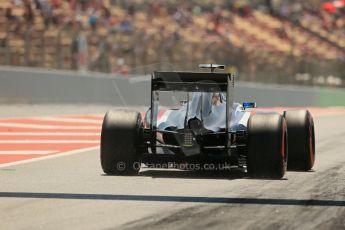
[0, 0, 344, 87]
[2, 0, 344, 42]
[3, 0, 343, 38]
[3, 1, 220, 31]
[266, 0, 345, 40]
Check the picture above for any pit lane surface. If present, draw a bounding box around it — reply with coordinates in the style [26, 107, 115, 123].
[1, 105, 345, 230]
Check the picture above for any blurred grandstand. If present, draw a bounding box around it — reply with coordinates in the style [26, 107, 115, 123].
[0, 0, 344, 87]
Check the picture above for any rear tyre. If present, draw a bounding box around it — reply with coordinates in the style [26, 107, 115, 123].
[100, 110, 142, 175]
[247, 113, 288, 179]
[283, 110, 315, 171]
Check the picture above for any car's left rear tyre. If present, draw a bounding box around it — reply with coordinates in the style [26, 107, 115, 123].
[247, 113, 288, 179]
[100, 110, 142, 175]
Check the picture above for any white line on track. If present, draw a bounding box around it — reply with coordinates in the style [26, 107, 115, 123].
[0, 123, 100, 129]
[0, 140, 99, 144]
[0, 146, 100, 168]
[0, 132, 100, 136]
[0, 150, 57, 155]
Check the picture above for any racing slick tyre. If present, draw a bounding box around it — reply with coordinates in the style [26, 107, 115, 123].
[247, 113, 288, 179]
[283, 110, 315, 171]
[100, 110, 143, 175]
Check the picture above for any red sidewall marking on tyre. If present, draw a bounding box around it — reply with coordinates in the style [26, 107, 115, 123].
[308, 121, 314, 169]
[281, 121, 286, 175]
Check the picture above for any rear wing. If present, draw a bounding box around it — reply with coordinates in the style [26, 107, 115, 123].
[152, 71, 231, 92]
[149, 70, 235, 153]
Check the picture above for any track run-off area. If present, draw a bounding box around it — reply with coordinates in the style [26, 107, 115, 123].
[1, 105, 345, 230]
[0, 114, 102, 166]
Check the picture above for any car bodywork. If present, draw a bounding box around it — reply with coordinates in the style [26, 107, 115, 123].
[141, 69, 257, 166]
[100, 64, 315, 177]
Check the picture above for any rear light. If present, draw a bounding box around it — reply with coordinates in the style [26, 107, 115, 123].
[182, 130, 193, 147]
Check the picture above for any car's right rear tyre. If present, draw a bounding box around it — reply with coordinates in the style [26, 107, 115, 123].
[247, 113, 288, 179]
[100, 110, 142, 175]
[283, 110, 315, 171]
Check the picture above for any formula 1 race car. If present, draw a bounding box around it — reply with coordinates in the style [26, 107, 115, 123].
[100, 64, 315, 178]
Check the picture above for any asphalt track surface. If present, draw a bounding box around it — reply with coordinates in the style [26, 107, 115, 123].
[1, 105, 345, 230]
